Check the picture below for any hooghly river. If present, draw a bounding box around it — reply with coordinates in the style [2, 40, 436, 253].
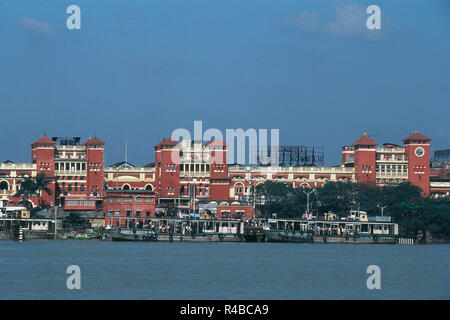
[0, 240, 448, 299]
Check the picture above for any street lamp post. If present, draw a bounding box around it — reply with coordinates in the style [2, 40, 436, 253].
[249, 178, 256, 220]
[377, 205, 387, 216]
[115, 167, 119, 190]
[52, 202, 56, 240]
[303, 188, 315, 219]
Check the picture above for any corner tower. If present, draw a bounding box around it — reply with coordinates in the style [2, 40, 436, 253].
[31, 136, 56, 206]
[82, 137, 105, 197]
[403, 132, 431, 195]
[154, 138, 180, 198]
[353, 133, 377, 185]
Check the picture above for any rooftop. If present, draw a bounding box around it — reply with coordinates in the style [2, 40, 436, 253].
[402, 131, 431, 142]
[32, 136, 56, 145]
[353, 133, 377, 146]
[82, 137, 105, 145]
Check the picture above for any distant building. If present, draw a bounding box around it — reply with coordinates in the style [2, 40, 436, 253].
[429, 149, 450, 197]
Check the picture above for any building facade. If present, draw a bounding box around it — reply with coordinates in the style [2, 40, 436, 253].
[0, 131, 446, 221]
[341, 132, 432, 195]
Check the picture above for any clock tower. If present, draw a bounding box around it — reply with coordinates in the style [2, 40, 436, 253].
[403, 132, 431, 196]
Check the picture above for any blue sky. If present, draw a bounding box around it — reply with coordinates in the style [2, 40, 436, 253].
[0, 0, 448, 166]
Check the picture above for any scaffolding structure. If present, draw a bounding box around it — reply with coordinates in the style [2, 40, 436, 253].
[255, 145, 324, 166]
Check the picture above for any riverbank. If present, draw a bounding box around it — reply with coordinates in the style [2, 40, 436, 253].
[0, 229, 103, 241]
[1, 230, 448, 244]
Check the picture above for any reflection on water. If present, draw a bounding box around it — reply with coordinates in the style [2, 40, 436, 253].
[0, 241, 448, 299]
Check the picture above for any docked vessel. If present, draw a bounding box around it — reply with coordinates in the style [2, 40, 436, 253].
[263, 212, 398, 244]
[106, 217, 245, 242]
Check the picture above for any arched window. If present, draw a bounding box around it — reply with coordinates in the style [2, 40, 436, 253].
[122, 184, 130, 190]
[0, 181, 8, 190]
[145, 185, 153, 191]
[234, 183, 244, 194]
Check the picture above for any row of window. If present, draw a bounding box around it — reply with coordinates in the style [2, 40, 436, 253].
[179, 185, 210, 196]
[165, 164, 176, 172]
[376, 164, 408, 173]
[55, 152, 85, 160]
[57, 176, 85, 181]
[60, 183, 85, 192]
[60, 185, 100, 193]
[35, 144, 53, 147]
[108, 210, 152, 217]
[180, 177, 209, 182]
[66, 200, 95, 206]
[179, 164, 210, 172]
[376, 155, 404, 161]
[55, 162, 86, 171]
[376, 178, 406, 184]
[55, 163, 102, 171]
[107, 197, 153, 202]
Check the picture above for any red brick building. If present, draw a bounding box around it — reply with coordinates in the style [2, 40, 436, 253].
[1, 136, 105, 209]
[104, 190, 156, 228]
[341, 132, 432, 196]
[0, 131, 445, 222]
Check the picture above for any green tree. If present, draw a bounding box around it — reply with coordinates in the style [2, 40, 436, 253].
[256, 181, 312, 218]
[14, 176, 38, 209]
[316, 181, 354, 217]
[14, 173, 53, 209]
[421, 197, 450, 242]
[63, 212, 84, 229]
[34, 173, 53, 207]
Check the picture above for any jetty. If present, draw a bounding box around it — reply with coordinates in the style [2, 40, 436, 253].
[104, 215, 398, 244]
[0, 217, 56, 240]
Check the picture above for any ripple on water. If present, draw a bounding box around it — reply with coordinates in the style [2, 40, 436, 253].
[0, 241, 448, 299]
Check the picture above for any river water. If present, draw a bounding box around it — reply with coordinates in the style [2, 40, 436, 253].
[0, 240, 448, 299]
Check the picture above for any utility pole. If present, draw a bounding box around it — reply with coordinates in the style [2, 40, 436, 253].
[377, 204, 387, 216]
[125, 136, 128, 164]
[249, 177, 256, 220]
[53, 202, 57, 240]
[188, 173, 191, 215]
[133, 195, 136, 229]
[193, 178, 196, 215]
[115, 167, 119, 190]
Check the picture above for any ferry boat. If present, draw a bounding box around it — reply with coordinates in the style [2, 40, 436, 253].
[106, 217, 245, 242]
[262, 212, 398, 244]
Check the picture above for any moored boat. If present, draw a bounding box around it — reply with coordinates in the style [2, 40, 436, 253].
[107, 228, 243, 242]
[262, 213, 398, 244]
[106, 217, 245, 242]
[263, 230, 396, 244]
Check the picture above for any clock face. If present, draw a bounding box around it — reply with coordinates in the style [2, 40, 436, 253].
[415, 147, 425, 157]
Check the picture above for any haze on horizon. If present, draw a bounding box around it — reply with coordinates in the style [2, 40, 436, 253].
[0, 0, 448, 166]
